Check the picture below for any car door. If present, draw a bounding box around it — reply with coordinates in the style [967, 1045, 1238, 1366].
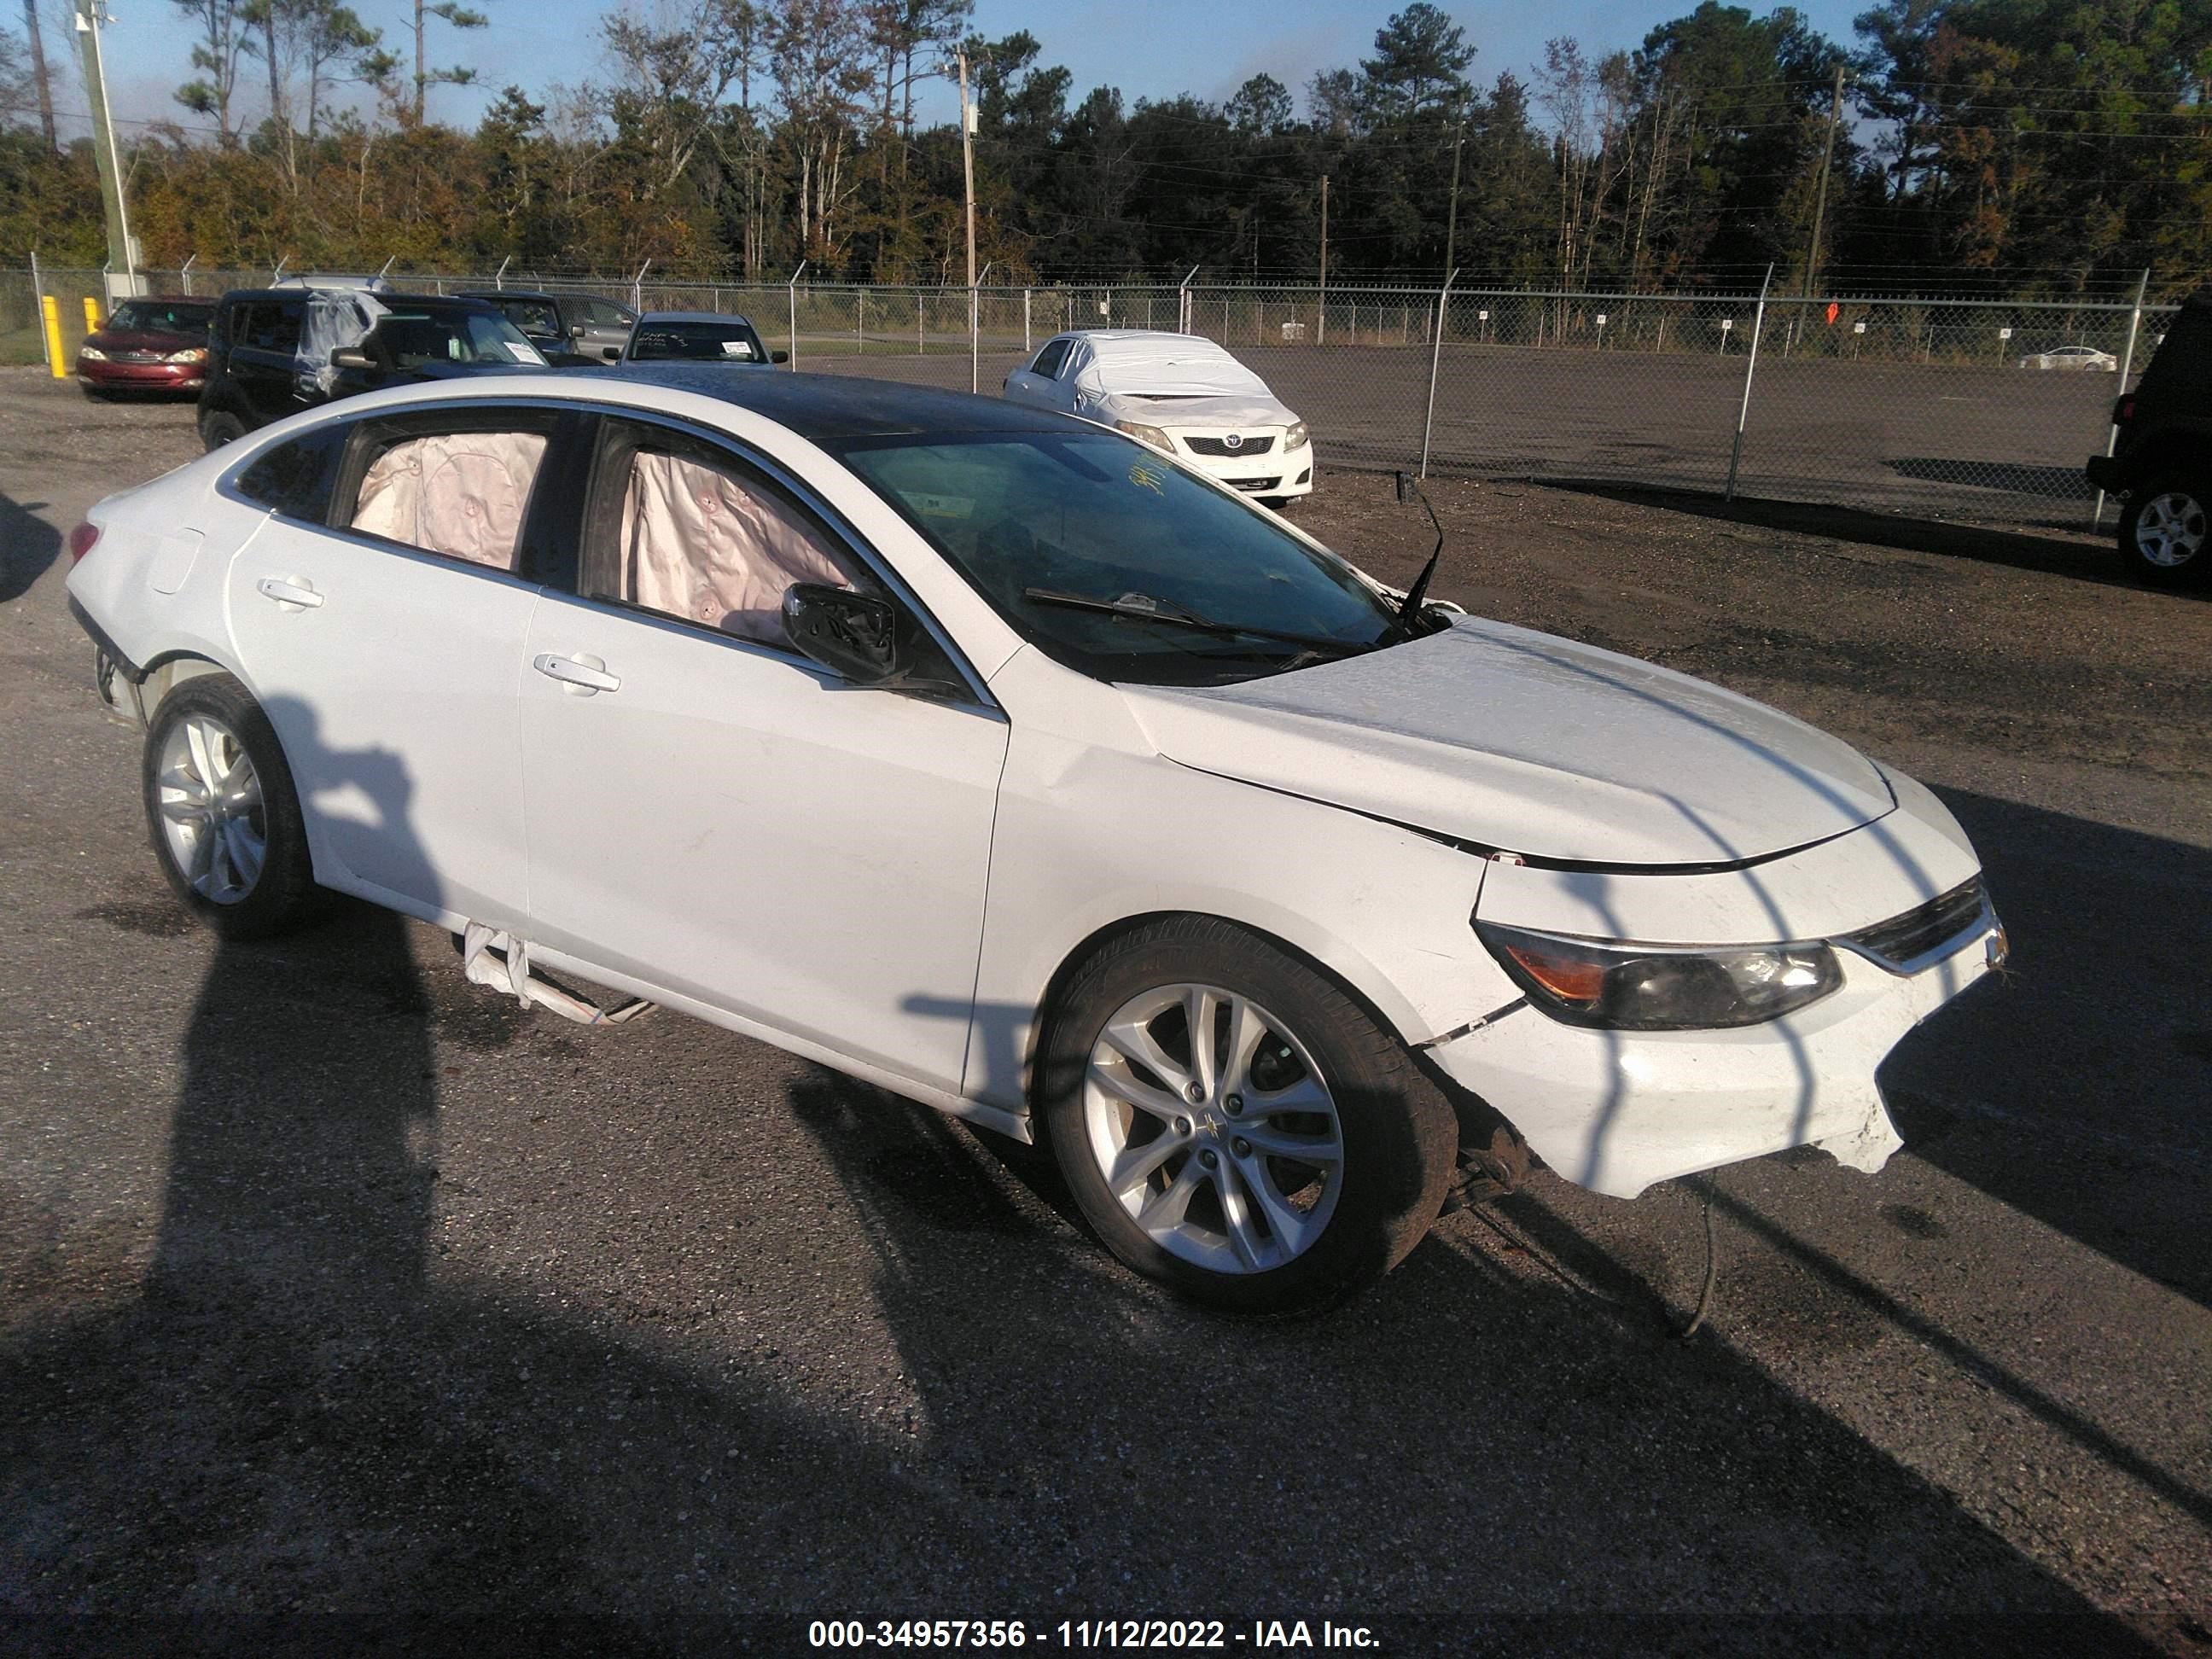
[222, 403, 570, 928]
[1003, 336, 1072, 407]
[516, 411, 1009, 1096]
[225, 296, 314, 426]
[576, 298, 635, 363]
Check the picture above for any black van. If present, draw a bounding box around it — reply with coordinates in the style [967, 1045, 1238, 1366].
[196, 287, 551, 451]
[2085, 288, 2212, 586]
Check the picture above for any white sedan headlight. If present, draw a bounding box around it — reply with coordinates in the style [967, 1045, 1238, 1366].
[79, 346, 107, 362]
[1284, 420, 1309, 451]
[1114, 419, 1172, 451]
[1476, 922, 1842, 1030]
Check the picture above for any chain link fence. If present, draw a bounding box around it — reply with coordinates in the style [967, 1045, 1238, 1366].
[0, 265, 2170, 527]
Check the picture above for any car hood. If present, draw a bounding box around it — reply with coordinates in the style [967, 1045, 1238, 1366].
[1115, 617, 1895, 866]
[1080, 387, 1297, 428]
[85, 328, 201, 352]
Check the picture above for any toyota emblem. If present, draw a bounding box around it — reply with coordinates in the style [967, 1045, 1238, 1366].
[1223, 433, 1243, 451]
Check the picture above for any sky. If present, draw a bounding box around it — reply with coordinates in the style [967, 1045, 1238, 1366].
[67, 0, 1876, 145]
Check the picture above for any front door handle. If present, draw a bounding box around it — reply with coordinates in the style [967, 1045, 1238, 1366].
[256, 576, 324, 609]
[533, 652, 620, 696]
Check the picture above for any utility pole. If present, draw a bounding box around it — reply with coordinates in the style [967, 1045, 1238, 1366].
[1443, 119, 1465, 278]
[1803, 61, 1848, 296]
[73, 0, 136, 301]
[957, 45, 978, 391]
[1318, 173, 1329, 346]
[22, 0, 56, 152]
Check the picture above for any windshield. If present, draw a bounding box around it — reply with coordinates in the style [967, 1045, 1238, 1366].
[368, 308, 546, 370]
[832, 430, 1400, 685]
[108, 300, 213, 335]
[629, 319, 767, 362]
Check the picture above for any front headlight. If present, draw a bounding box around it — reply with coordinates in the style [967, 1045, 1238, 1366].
[165, 346, 207, 364]
[79, 346, 107, 362]
[1284, 420, 1309, 451]
[1476, 922, 1842, 1030]
[1114, 419, 1172, 451]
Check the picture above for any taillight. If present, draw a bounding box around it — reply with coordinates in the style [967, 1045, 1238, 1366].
[67, 521, 101, 563]
[2116, 397, 2135, 423]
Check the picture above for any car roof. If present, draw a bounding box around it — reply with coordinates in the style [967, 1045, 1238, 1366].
[635, 311, 761, 326]
[217, 288, 495, 311]
[594, 366, 1079, 439]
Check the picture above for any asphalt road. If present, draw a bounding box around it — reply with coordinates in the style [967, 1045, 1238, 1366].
[805, 340, 2128, 527]
[1, 371, 2207, 1653]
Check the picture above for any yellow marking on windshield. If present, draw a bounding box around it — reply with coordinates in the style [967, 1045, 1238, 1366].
[1128, 461, 1166, 494]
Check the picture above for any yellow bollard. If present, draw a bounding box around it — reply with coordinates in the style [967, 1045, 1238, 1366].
[41, 295, 67, 378]
[82, 295, 100, 335]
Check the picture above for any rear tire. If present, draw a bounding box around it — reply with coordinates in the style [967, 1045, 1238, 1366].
[2118, 474, 2209, 587]
[199, 409, 248, 452]
[1038, 917, 1457, 1314]
[143, 673, 317, 939]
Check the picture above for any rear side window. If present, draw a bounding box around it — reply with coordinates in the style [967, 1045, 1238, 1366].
[1031, 339, 1072, 379]
[585, 298, 634, 327]
[340, 410, 561, 571]
[235, 424, 347, 523]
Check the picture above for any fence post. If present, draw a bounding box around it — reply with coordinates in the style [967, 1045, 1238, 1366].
[1725, 265, 1774, 503]
[917, 291, 923, 354]
[1420, 268, 1458, 480]
[179, 253, 195, 296]
[29, 249, 47, 371]
[785, 260, 806, 369]
[1023, 288, 1030, 351]
[858, 288, 864, 352]
[2092, 268, 2151, 529]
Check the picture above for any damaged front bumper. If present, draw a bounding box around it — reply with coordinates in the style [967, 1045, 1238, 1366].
[1426, 911, 2003, 1198]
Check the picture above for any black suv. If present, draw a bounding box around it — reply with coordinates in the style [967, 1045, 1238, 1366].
[2085, 288, 2211, 586]
[196, 288, 550, 450]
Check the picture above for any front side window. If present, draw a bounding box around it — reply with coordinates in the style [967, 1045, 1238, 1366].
[345, 413, 556, 570]
[583, 422, 855, 646]
[585, 298, 636, 328]
[235, 423, 348, 522]
[243, 301, 303, 352]
[1030, 339, 1072, 380]
[833, 430, 1399, 685]
[495, 298, 562, 337]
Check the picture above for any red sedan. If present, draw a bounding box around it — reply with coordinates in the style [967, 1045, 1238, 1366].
[76, 296, 216, 398]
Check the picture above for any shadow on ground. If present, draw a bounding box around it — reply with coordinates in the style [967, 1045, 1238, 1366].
[3, 889, 2192, 1649]
[1546, 480, 2139, 585]
[1, 490, 61, 604]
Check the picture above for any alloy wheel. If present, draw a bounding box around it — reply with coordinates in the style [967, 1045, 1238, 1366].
[155, 713, 267, 905]
[1083, 982, 1344, 1274]
[2134, 491, 2205, 568]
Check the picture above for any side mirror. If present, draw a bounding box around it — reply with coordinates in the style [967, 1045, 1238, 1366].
[783, 584, 900, 684]
[771, 349, 789, 364]
[571, 323, 586, 338]
[331, 347, 375, 370]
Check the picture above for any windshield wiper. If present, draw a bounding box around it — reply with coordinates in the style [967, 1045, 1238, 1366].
[1380, 470, 1448, 646]
[1022, 588, 1372, 655]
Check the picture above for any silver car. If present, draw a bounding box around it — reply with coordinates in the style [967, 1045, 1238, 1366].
[2018, 345, 2119, 371]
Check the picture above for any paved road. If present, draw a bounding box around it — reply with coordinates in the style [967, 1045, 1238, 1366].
[1, 373, 2206, 1652]
[804, 340, 2126, 527]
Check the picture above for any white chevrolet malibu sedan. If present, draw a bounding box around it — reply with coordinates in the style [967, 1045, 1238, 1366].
[67, 369, 2005, 1312]
[1004, 330, 1315, 506]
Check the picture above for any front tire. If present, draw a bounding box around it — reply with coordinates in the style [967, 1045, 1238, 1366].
[199, 408, 248, 451]
[1038, 917, 1457, 1313]
[143, 673, 317, 939]
[2118, 474, 2209, 587]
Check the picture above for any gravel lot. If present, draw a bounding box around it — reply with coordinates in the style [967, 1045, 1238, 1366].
[2, 370, 2208, 1653]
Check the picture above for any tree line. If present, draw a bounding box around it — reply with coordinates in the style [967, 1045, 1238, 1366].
[0, 0, 2205, 295]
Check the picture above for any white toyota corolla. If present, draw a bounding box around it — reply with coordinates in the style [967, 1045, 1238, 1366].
[1003, 330, 1316, 506]
[67, 369, 2005, 1312]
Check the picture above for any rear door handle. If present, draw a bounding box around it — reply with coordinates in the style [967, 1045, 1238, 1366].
[533, 652, 620, 695]
[255, 576, 323, 609]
